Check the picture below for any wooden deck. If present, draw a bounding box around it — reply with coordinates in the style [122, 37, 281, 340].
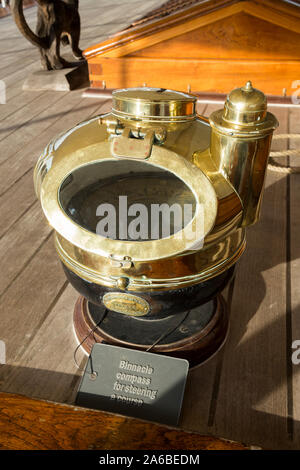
[1, 1, 300, 450]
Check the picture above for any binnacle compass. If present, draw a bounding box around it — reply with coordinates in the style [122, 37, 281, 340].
[34, 84, 278, 366]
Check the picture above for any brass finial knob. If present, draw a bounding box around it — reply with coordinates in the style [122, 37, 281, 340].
[243, 80, 253, 92]
[223, 81, 267, 125]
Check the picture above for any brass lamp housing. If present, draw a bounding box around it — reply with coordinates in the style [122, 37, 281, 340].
[34, 85, 278, 294]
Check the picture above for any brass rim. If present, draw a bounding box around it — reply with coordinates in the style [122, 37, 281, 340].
[41, 141, 218, 262]
[55, 233, 245, 290]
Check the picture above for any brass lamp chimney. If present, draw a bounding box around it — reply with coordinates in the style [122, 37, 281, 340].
[209, 81, 278, 225]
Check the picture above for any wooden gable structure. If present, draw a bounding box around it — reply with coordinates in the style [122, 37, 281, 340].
[83, 0, 300, 96]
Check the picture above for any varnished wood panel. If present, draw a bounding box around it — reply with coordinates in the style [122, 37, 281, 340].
[85, 1, 300, 94]
[84, 1, 300, 60]
[0, 393, 249, 450]
[128, 12, 300, 60]
[89, 57, 300, 95]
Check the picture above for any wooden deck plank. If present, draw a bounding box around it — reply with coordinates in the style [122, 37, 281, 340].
[0, 44, 38, 75]
[288, 106, 300, 445]
[208, 107, 289, 449]
[212, 107, 289, 449]
[0, 202, 52, 297]
[0, 90, 44, 122]
[1, 63, 36, 89]
[0, 56, 38, 82]
[212, 169, 289, 449]
[0, 8, 39, 75]
[181, 107, 291, 449]
[0, 236, 66, 367]
[0, 168, 35, 240]
[0, 93, 105, 194]
[0, 63, 40, 108]
[0, 90, 69, 149]
[0, 96, 111, 198]
[0, 98, 111, 293]
[2, 76, 36, 98]
[0, 100, 112, 393]
[2, 285, 80, 403]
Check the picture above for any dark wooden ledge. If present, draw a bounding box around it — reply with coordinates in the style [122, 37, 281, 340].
[0, 392, 249, 450]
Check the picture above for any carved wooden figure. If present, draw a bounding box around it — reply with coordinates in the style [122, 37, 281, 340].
[11, 0, 83, 70]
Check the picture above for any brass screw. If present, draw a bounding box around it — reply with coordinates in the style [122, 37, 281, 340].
[179, 325, 189, 334]
[155, 129, 166, 143]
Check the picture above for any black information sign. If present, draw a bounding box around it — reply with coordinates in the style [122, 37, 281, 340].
[76, 344, 189, 426]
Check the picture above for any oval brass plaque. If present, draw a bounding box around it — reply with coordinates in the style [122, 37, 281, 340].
[103, 292, 150, 316]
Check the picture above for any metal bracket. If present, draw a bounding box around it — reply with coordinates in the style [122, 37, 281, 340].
[99, 117, 124, 135]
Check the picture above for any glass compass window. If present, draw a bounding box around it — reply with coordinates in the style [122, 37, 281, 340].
[59, 160, 196, 242]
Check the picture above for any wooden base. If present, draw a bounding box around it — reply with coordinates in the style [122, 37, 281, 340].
[73, 294, 229, 368]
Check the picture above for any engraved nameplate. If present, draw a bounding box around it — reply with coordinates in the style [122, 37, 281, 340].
[103, 292, 150, 316]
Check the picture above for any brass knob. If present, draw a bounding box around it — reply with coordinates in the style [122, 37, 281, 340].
[116, 277, 129, 290]
[223, 80, 267, 126]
